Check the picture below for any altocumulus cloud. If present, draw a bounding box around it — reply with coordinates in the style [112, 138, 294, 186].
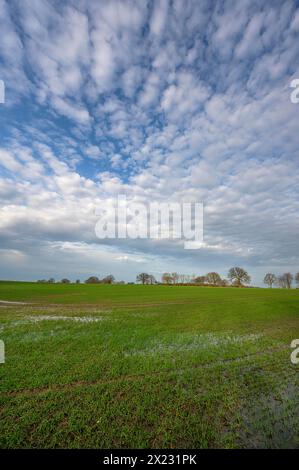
[0, 0, 299, 284]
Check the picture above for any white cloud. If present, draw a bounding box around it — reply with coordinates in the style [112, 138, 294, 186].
[150, 0, 169, 36]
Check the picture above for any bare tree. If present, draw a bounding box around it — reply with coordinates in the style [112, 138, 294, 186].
[228, 267, 251, 286]
[136, 273, 150, 285]
[277, 273, 293, 289]
[295, 272, 299, 287]
[205, 272, 222, 286]
[148, 275, 156, 285]
[277, 276, 286, 288]
[162, 273, 173, 284]
[285, 273, 293, 288]
[61, 278, 70, 284]
[263, 273, 276, 288]
[102, 274, 115, 284]
[171, 272, 179, 284]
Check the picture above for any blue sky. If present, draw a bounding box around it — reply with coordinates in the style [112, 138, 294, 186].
[0, 0, 299, 284]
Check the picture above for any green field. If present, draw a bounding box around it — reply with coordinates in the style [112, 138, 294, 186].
[0, 281, 298, 448]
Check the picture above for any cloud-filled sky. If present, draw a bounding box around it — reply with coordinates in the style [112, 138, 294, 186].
[0, 0, 299, 284]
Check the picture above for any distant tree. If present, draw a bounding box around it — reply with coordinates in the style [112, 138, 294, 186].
[136, 274, 156, 285]
[205, 272, 222, 286]
[48, 278, 55, 283]
[37, 279, 46, 283]
[285, 273, 293, 288]
[136, 273, 152, 284]
[162, 273, 173, 284]
[263, 273, 276, 288]
[220, 279, 229, 287]
[61, 278, 70, 284]
[277, 273, 293, 289]
[85, 276, 100, 284]
[228, 267, 251, 286]
[148, 274, 157, 285]
[295, 272, 299, 287]
[102, 274, 115, 284]
[171, 272, 179, 284]
[277, 276, 285, 288]
[285, 273, 293, 289]
[179, 274, 186, 284]
[76, 279, 80, 284]
[194, 275, 206, 284]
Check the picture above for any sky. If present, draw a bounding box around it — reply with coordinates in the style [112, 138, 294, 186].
[0, 0, 299, 285]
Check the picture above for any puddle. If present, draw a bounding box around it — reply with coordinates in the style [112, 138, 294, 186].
[124, 332, 263, 357]
[25, 315, 105, 323]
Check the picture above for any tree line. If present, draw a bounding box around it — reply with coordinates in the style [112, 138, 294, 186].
[137, 268, 299, 288]
[37, 275, 118, 284]
[37, 269, 299, 288]
[137, 267, 251, 287]
[263, 272, 299, 288]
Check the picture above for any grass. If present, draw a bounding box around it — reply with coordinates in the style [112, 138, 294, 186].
[0, 281, 298, 448]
